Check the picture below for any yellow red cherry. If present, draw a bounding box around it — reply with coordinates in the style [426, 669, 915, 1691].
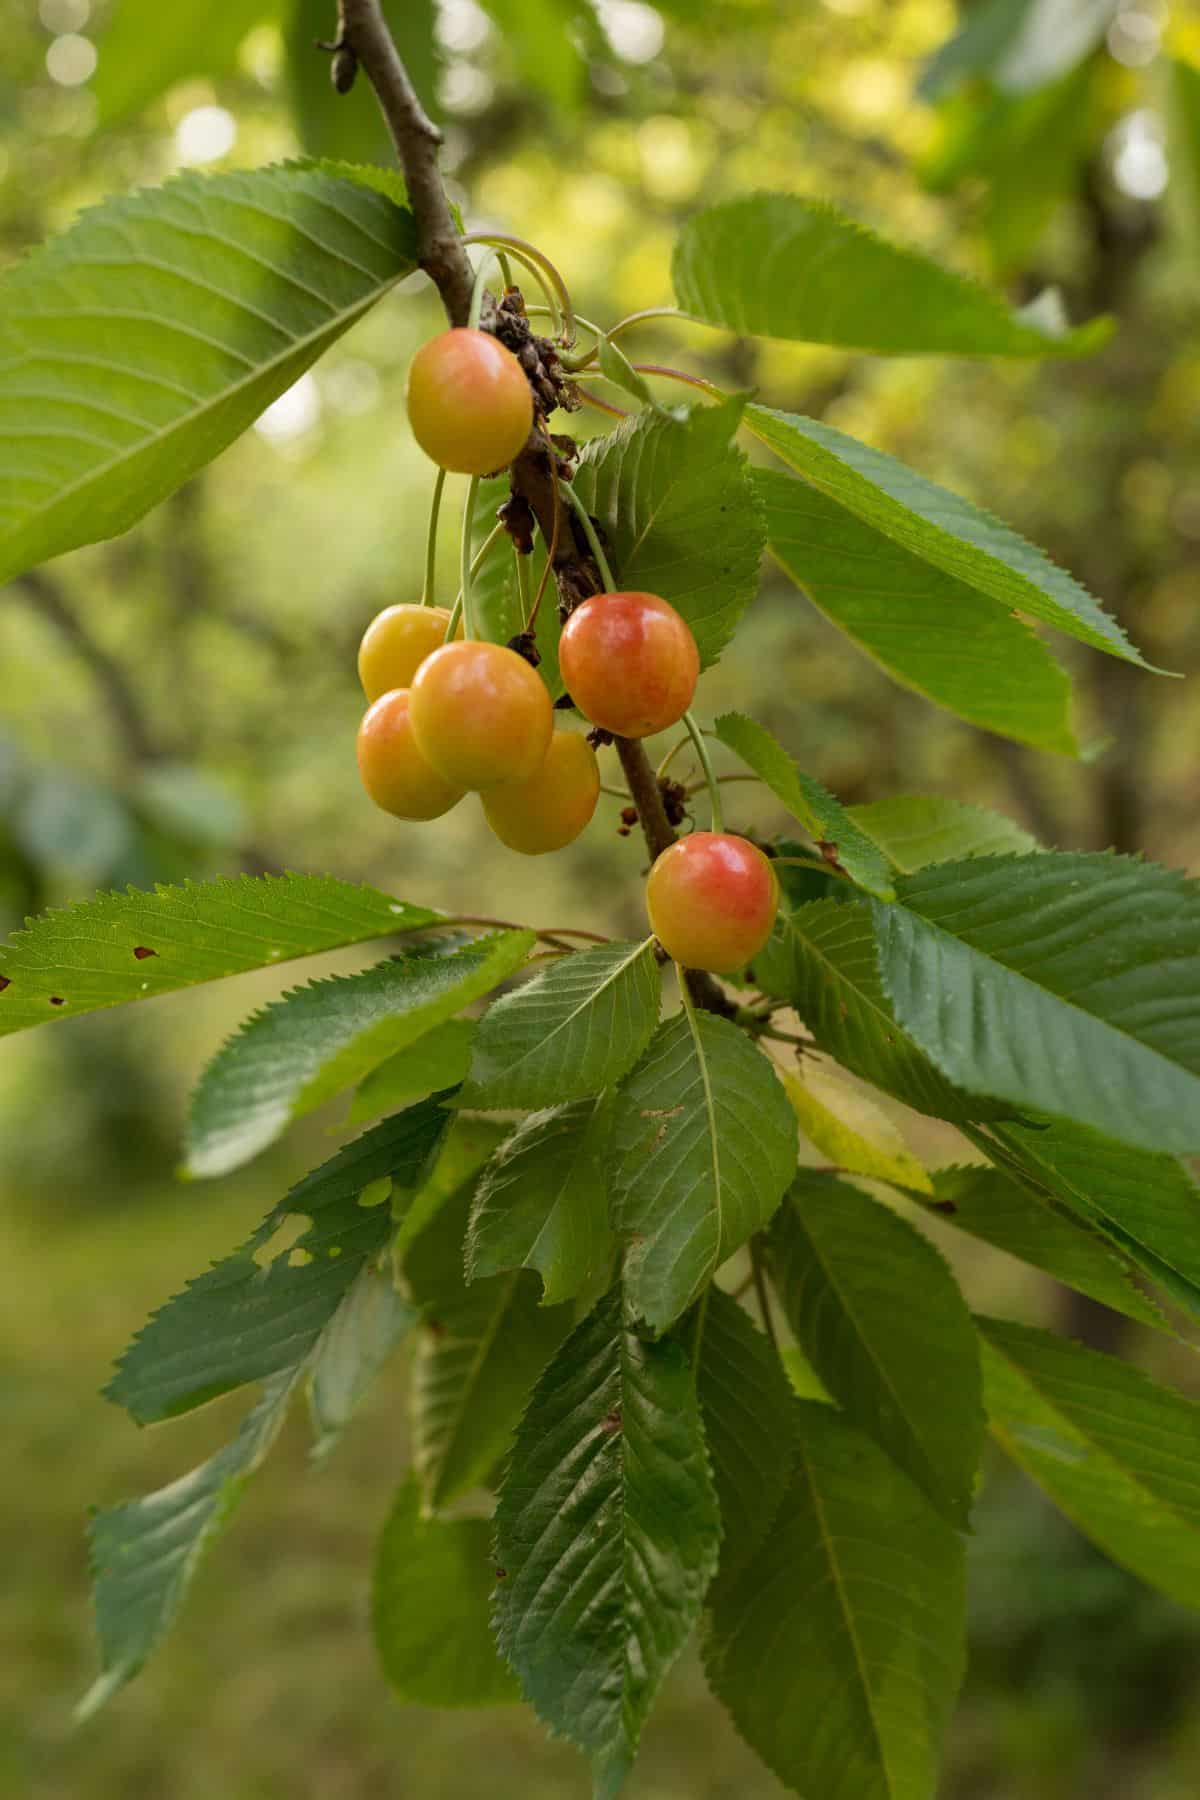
[483, 730, 600, 854]
[358, 604, 461, 702]
[356, 689, 464, 820]
[409, 639, 553, 791]
[646, 832, 779, 973]
[559, 591, 699, 738]
[406, 328, 533, 475]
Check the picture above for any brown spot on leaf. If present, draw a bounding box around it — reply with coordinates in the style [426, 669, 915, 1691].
[494, 1567, 508, 1581]
[49, 996, 66, 1007]
[0, 976, 9, 994]
[133, 945, 158, 960]
[931, 1200, 958, 1216]
[639, 1105, 684, 1120]
[601, 1407, 622, 1436]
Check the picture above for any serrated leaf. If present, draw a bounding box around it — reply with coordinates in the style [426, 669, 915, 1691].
[697, 1287, 796, 1576]
[744, 407, 1146, 667]
[79, 1369, 298, 1720]
[108, 1098, 449, 1424]
[704, 1400, 966, 1800]
[770, 1174, 983, 1525]
[309, 1263, 417, 1461]
[0, 873, 437, 1039]
[612, 1012, 797, 1331]
[848, 794, 1039, 872]
[92, 0, 272, 125]
[461, 939, 660, 1111]
[393, 1115, 510, 1264]
[372, 1476, 517, 1707]
[784, 1065, 932, 1193]
[756, 897, 996, 1123]
[874, 853, 1200, 1154]
[571, 397, 765, 669]
[185, 931, 533, 1178]
[0, 165, 418, 585]
[348, 1018, 476, 1123]
[921, 1164, 1163, 1330]
[493, 1286, 720, 1782]
[978, 1316, 1200, 1609]
[406, 1180, 571, 1507]
[757, 468, 1078, 752]
[673, 192, 1105, 355]
[713, 711, 894, 898]
[979, 1115, 1200, 1323]
[467, 1097, 615, 1306]
[288, 0, 440, 164]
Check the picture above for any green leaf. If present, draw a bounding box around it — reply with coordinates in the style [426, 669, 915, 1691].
[769, 1174, 983, 1526]
[712, 711, 895, 899]
[288, 0, 440, 164]
[978, 1316, 1200, 1609]
[348, 1018, 476, 1123]
[372, 1476, 517, 1707]
[783, 1064, 933, 1193]
[919, 0, 1036, 99]
[467, 1098, 615, 1306]
[460, 939, 660, 1112]
[0, 165, 418, 586]
[697, 1287, 796, 1576]
[920, 1164, 1163, 1330]
[572, 397, 766, 669]
[980, 1116, 1200, 1323]
[757, 468, 1077, 753]
[79, 1370, 298, 1720]
[493, 1286, 720, 1784]
[848, 794, 1039, 872]
[672, 192, 1106, 355]
[744, 407, 1146, 667]
[479, 0, 588, 114]
[923, 0, 1117, 98]
[107, 1098, 449, 1424]
[308, 1263, 417, 1461]
[185, 931, 533, 1178]
[756, 898, 994, 1123]
[406, 1181, 572, 1508]
[704, 1400, 966, 1800]
[0, 872, 437, 1039]
[596, 333, 656, 407]
[612, 1012, 797, 1331]
[875, 853, 1200, 1154]
[92, 0, 273, 125]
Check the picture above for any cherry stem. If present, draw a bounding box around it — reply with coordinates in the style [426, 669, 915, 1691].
[421, 466, 446, 608]
[600, 782, 632, 799]
[443, 520, 505, 642]
[460, 233, 575, 345]
[438, 913, 611, 951]
[683, 711, 723, 833]
[575, 387, 631, 420]
[467, 247, 502, 331]
[557, 480, 615, 592]
[631, 363, 722, 400]
[459, 476, 480, 640]
[564, 306, 694, 373]
[683, 771, 764, 797]
[655, 733, 691, 782]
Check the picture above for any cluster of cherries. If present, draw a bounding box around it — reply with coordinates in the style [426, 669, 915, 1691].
[354, 325, 779, 976]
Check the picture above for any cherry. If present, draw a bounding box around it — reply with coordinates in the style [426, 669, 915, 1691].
[358, 604, 461, 702]
[483, 730, 600, 855]
[406, 328, 533, 475]
[356, 689, 464, 820]
[558, 591, 699, 738]
[645, 832, 779, 974]
[409, 639, 553, 791]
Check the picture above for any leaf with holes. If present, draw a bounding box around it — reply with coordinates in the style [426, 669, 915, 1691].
[0, 164, 419, 586]
[467, 1098, 615, 1306]
[611, 1013, 796, 1331]
[308, 1264, 418, 1462]
[79, 1369, 299, 1721]
[745, 408, 1146, 666]
[107, 1097, 449, 1424]
[460, 939, 660, 1111]
[704, 1400, 966, 1800]
[405, 1179, 572, 1508]
[697, 1287, 796, 1578]
[757, 468, 1077, 753]
[185, 930, 533, 1178]
[493, 1285, 720, 1791]
[978, 1317, 1200, 1609]
[672, 192, 1106, 354]
[874, 853, 1200, 1154]
[849, 794, 1040, 872]
[372, 1476, 517, 1706]
[713, 712, 894, 898]
[769, 1174, 983, 1526]
[572, 397, 765, 668]
[0, 873, 437, 1038]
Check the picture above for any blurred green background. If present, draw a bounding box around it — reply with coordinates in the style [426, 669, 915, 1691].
[3, 0, 1200, 1794]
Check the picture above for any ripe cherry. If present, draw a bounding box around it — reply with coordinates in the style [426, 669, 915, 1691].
[483, 730, 600, 855]
[358, 604, 461, 702]
[558, 591, 700, 738]
[409, 639, 553, 791]
[646, 832, 779, 974]
[406, 328, 533, 475]
[356, 689, 464, 821]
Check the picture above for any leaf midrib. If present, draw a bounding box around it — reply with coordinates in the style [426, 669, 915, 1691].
[489, 939, 654, 1089]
